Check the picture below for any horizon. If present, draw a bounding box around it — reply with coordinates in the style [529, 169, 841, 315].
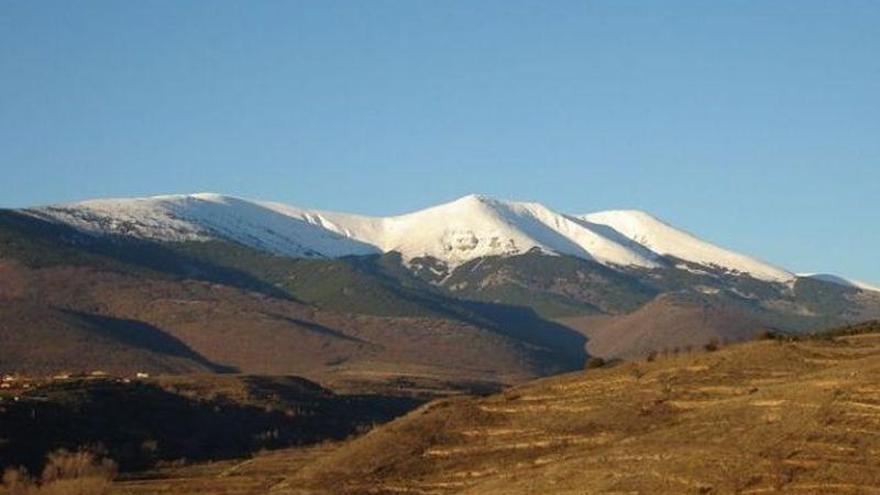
[2, 1, 878, 285]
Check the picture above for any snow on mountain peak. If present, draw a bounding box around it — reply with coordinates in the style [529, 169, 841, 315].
[28, 193, 801, 282]
[356, 194, 663, 269]
[582, 209, 794, 282]
[28, 193, 379, 258]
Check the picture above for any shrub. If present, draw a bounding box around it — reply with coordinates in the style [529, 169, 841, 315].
[2, 467, 31, 492]
[585, 357, 607, 370]
[0, 448, 117, 495]
[41, 448, 117, 484]
[755, 330, 777, 340]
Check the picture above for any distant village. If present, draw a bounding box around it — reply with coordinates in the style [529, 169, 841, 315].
[0, 371, 152, 402]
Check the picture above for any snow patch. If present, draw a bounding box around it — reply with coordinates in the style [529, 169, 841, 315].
[583, 210, 794, 283]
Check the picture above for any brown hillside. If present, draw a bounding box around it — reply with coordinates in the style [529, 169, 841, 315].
[560, 292, 771, 360]
[0, 259, 568, 390]
[283, 327, 880, 494]
[0, 302, 220, 375]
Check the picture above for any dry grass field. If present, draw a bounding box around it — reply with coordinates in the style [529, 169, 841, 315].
[106, 326, 880, 494]
[110, 446, 335, 495]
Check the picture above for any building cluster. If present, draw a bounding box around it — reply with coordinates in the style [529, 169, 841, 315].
[0, 371, 153, 392]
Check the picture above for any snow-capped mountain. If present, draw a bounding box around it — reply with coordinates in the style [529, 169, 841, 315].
[28, 193, 380, 258]
[24, 192, 806, 284]
[7, 192, 880, 378]
[582, 210, 793, 282]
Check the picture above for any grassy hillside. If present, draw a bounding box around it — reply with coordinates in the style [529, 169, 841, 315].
[99, 322, 880, 494]
[286, 325, 880, 494]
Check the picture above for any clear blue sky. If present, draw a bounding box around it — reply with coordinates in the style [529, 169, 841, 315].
[1, 1, 878, 284]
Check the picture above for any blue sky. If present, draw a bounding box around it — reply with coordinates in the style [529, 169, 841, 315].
[1, 1, 878, 284]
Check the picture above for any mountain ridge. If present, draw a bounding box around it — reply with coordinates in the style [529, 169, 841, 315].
[27, 192, 868, 290]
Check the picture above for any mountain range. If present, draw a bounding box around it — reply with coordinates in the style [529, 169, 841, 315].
[2, 193, 878, 390]
[27, 193, 800, 280]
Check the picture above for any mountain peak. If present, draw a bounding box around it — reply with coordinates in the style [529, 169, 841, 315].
[454, 193, 493, 202]
[588, 208, 664, 223]
[188, 192, 234, 201]
[444, 193, 516, 210]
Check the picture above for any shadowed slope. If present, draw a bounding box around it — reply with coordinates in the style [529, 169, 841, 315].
[0, 375, 420, 476]
[62, 310, 238, 373]
[0, 303, 221, 375]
